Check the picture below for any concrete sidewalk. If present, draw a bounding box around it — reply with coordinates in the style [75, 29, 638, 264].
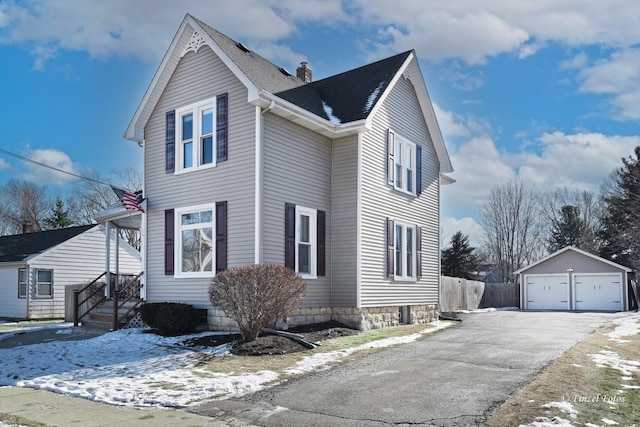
[0, 387, 230, 426]
[0, 325, 103, 349]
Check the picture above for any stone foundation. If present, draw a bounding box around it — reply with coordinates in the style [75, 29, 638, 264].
[207, 304, 439, 331]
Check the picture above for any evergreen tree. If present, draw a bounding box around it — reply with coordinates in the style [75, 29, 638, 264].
[441, 231, 479, 279]
[44, 197, 73, 229]
[548, 205, 585, 252]
[599, 146, 640, 268]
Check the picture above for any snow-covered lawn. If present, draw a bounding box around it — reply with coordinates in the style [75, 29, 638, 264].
[0, 321, 452, 408]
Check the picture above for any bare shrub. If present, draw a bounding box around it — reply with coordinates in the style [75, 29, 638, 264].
[209, 264, 307, 342]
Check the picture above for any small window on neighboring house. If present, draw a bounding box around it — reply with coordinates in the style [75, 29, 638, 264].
[18, 268, 28, 298]
[169, 93, 228, 174]
[387, 129, 421, 196]
[285, 203, 326, 278]
[175, 204, 215, 277]
[35, 269, 53, 298]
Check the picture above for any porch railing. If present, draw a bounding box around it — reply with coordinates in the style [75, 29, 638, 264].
[112, 272, 144, 330]
[73, 272, 107, 326]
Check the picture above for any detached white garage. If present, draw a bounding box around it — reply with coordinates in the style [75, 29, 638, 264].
[516, 247, 631, 312]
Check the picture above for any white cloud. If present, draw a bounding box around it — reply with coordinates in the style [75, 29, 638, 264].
[441, 216, 485, 248]
[0, 157, 8, 170]
[576, 48, 640, 120]
[432, 103, 470, 139]
[560, 52, 588, 70]
[21, 149, 79, 186]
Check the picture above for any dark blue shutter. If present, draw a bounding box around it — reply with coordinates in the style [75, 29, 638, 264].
[216, 201, 227, 273]
[284, 203, 296, 270]
[166, 111, 175, 173]
[216, 93, 228, 161]
[387, 218, 394, 277]
[416, 144, 422, 195]
[317, 210, 326, 276]
[164, 209, 174, 275]
[417, 226, 422, 279]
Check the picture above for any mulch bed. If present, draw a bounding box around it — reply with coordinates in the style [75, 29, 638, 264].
[182, 321, 358, 356]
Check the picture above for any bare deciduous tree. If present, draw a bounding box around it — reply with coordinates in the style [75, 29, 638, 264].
[209, 264, 307, 342]
[480, 180, 544, 282]
[0, 179, 53, 234]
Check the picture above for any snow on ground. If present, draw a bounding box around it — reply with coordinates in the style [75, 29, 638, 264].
[606, 312, 640, 343]
[0, 322, 453, 408]
[519, 416, 576, 426]
[590, 350, 640, 377]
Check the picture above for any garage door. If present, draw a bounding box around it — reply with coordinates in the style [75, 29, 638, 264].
[574, 274, 622, 311]
[525, 274, 569, 310]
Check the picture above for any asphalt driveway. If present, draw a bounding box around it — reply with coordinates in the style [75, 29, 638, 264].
[192, 310, 626, 426]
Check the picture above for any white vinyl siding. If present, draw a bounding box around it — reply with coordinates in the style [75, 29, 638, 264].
[0, 267, 28, 318]
[262, 114, 331, 307]
[359, 66, 440, 307]
[143, 40, 255, 307]
[0, 226, 140, 320]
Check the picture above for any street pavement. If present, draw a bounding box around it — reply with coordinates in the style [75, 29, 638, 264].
[191, 310, 625, 426]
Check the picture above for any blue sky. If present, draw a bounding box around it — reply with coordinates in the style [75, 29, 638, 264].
[1, 1, 640, 246]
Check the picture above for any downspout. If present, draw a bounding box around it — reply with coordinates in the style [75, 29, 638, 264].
[140, 137, 147, 300]
[255, 101, 275, 264]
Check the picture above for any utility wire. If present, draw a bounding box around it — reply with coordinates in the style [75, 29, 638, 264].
[0, 147, 111, 186]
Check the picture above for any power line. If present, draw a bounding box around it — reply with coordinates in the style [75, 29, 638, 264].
[0, 147, 111, 186]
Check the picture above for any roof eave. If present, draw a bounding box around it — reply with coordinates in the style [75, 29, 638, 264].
[515, 246, 633, 274]
[255, 91, 369, 138]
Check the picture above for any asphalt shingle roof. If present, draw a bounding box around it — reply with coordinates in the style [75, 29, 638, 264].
[275, 51, 412, 124]
[0, 224, 96, 263]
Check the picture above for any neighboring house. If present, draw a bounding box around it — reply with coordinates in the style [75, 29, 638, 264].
[0, 225, 141, 320]
[124, 14, 454, 330]
[516, 246, 632, 312]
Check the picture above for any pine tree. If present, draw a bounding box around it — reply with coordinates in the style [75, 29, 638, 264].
[599, 146, 640, 268]
[441, 231, 479, 279]
[547, 205, 585, 252]
[44, 197, 73, 230]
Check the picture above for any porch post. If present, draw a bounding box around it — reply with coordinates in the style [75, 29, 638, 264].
[105, 221, 111, 299]
[115, 229, 120, 292]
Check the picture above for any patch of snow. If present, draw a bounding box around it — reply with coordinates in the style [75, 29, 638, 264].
[364, 82, 385, 113]
[585, 424, 602, 427]
[520, 416, 576, 426]
[541, 401, 578, 419]
[572, 364, 582, 368]
[601, 418, 619, 425]
[620, 384, 640, 389]
[590, 350, 640, 376]
[606, 312, 640, 343]
[322, 101, 341, 125]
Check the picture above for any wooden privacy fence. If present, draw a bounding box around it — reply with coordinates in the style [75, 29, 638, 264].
[440, 276, 519, 312]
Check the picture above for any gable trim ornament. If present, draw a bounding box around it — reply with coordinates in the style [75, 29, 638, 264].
[182, 31, 207, 57]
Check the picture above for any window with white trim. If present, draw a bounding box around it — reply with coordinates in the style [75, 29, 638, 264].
[296, 206, 317, 277]
[35, 269, 53, 298]
[394, 222, 416, 280]
[18, 268, 28, 298]
[176, 97, 216, 172]
[394, 134, 417, 195]
[175, 204, 215, 277]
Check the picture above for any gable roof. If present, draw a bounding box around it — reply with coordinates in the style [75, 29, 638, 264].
[515, 246, 632, 274]
[0, 225, 97, 263]
[125, 14, 453, 174]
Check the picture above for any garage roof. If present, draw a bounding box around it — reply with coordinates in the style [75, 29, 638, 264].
[515, 246, 632, 274]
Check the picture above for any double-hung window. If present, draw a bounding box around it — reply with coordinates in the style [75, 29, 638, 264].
[175, 97, 216, 172]
[175, 204, 215, 277]
[387, 219, 421, 281]
[296, 206, 317, 277]
[388, 129, 421, 196]
[18, 268, 28, 298]
[35, 269, 53, 298]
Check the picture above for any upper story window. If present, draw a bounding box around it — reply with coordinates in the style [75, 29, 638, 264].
[166, 93, 228, 174]
[387, 129, 422, 196]
[175, 204, 215, 277]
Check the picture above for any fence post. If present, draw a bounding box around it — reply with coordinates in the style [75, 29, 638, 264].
[73, 289, 79, 326]
[112, 290, 119, 331]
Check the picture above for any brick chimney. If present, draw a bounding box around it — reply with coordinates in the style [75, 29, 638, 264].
[22, 220, 34, 234]
[296, 61, 312, 83]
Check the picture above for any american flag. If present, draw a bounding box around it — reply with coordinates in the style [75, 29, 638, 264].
[111, 185, 145, 213]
